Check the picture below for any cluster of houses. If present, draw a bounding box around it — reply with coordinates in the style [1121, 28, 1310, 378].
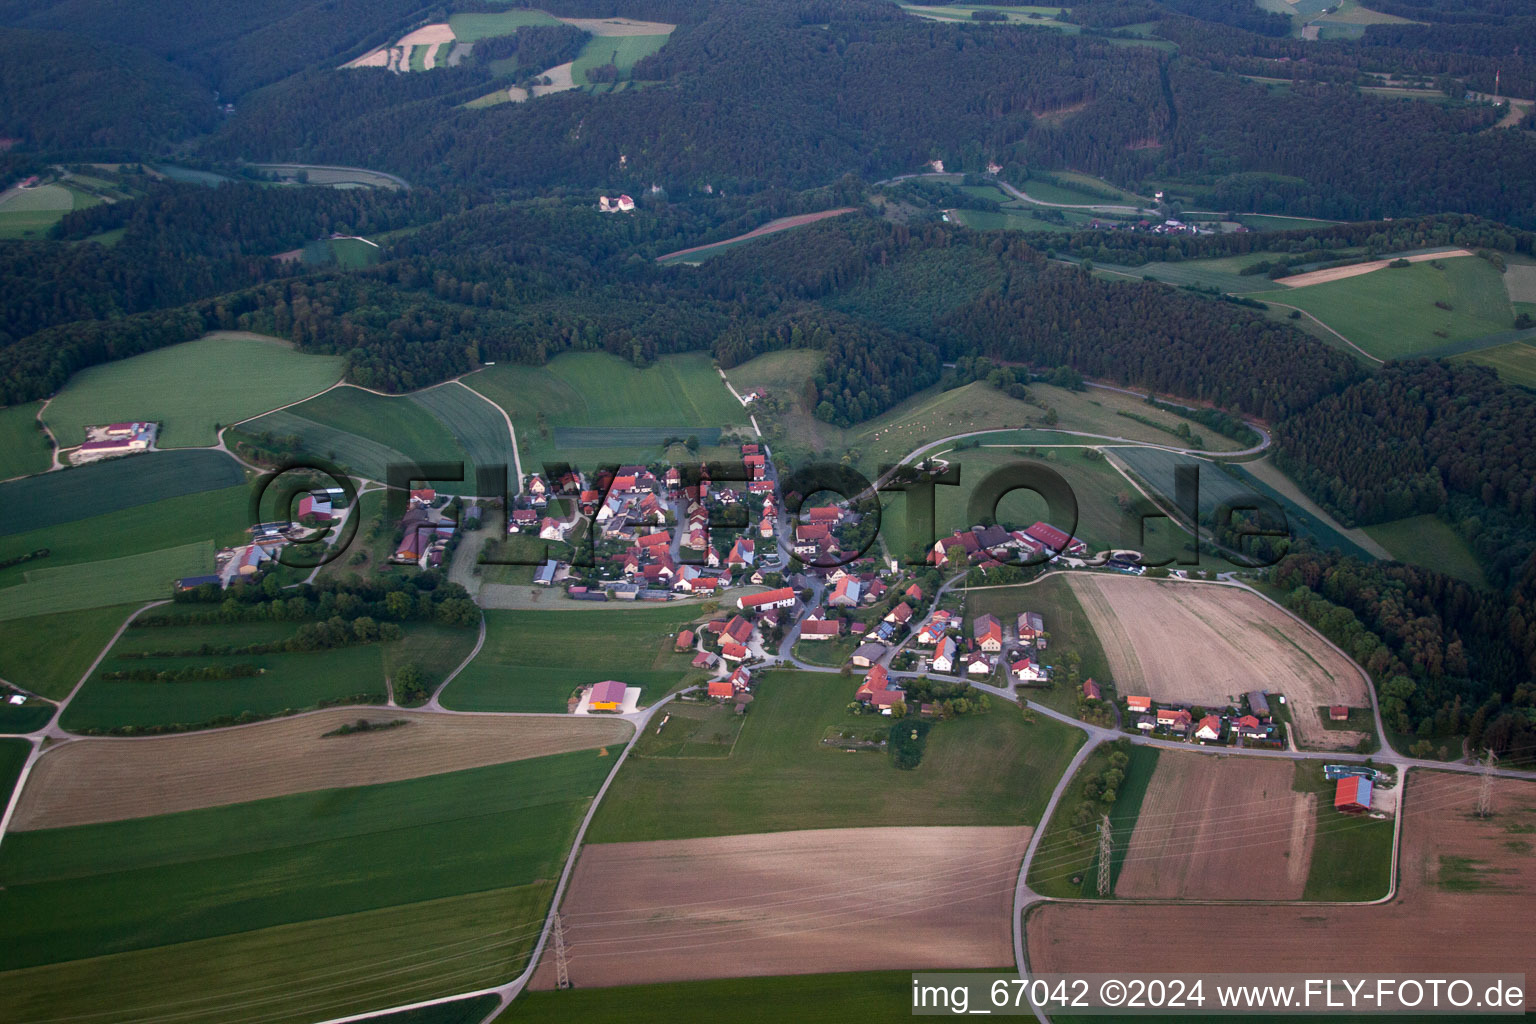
[394, 489, 462, 568]
[1125, 689, 1281, 746]
[507, 469, 588, 543]
[928, 520, 1088, 568]
[72, 421, 157, 464]
[792, 503, 856, 563]
[910, 607, 1049, 684]
[598, 194, 635, 213]
[1084, 217, 1218, 237]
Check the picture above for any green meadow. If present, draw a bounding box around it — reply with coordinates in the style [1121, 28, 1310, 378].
[0, 737, 30, 807]
[442, 604, 705, 713]
[1294, 762, 1395, 901]
[0, 402, 52, 480]
[1026, 742, 1158, 898]
[408, 382, 515, 487]
[0, 542, 212, 621]
[0, 750, 609, 968]
[448, 9, 560, 41]
[1363, 514, 1488, 587]
[0, 604, 140, 699]
[0, 183, 95, 240]
[1454, 338, 1536, 389]
[585, 671, 1083, 842]
[572, 33, 672, 86]
[964, 574, 1115, 717]
[1251, 256, 1515, 360]
[464, 351, 748, 468]
[43, 333, 344, 448]
[59, 613, 475, 732]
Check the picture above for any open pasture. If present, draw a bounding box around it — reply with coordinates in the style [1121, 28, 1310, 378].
[57, 615, 474, 732]
[449, 9, 560, 41]
[1363, 514, 1489, 587]
[12, 709, 630, 829]
[1251, 255, 1514, 360]
[1115, 753, 1314, 900]
[0, 448, 243, 538]
[0, 183, 90, 239]
[1026, 743, 1159, 898]
[245, 385, 471, 488]
[0, 604, 140, 700]
[585, 671, 1082, 842]
[537, 826, 1025, 989]
[0, 541, 211, 621]
[408, 381, 515, 486]
[1065, 576, 1370, 749]
[0, 749, 609, 972]
[0, 402, 51, 480]
[1454, 338, 1536, 389]
[43, 332, 343, 448]
[1089, 251, 1290, 294]
[572, 32, 671, 85]
[442, 605, 703, 713]
[1027, 773, 1536, 1007]
[464, 351, 746, 468]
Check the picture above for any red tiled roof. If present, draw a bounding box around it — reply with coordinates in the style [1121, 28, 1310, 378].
[740, 587, 796, 607]
[800, 619, 842, 636]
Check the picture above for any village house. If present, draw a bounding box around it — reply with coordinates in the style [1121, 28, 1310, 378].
[1082, 679, 1102, 701]
[1136, 715, 1156, 732]
[1335, 775, 1373, 813]
[1016, 612, 1044, 642]
[675, 629, 695, 651]
[828, 575, 861, 607]
[1156, 708, 1193, 733]
[1126, 695, 1152, 714]
[973, 614, 1003, 652]
[964, 651, 992, 676]
[1011, 657, 1046, 683]
[916, 610, 954, 645]
[1235, 714, 1267, 739]
[932, 636, 959, 673]
[738, 587, 796, 611]
[855, 663, 903, 711]
[884, 602, 913, 626]
[1194, 715, 1223, 742]
[850, 642, 885, 668]
[1249, 691, 1273, 719]
[799, 619, 842, 640]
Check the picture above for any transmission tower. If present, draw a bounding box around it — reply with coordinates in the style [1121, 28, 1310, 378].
[552, 911, 571, 990]
[1476, 749, 1498, 818]
[1097, 815, 1113, 896]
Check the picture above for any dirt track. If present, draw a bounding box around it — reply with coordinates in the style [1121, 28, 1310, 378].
[11, 710, 631, 829]
[1116, 753, 1313, 900]
[1028, 773, 1536, 1008]
[1067, 576, 1368, 749]
[1274, 249, 1472, 288]
[656, 208, 858, 262]
[535, 826, 1028, 988]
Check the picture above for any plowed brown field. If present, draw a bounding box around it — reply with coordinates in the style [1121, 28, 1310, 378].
[536, 826, 1029, 988]
[11, 709, 630, 829]
[1029, 772, 1536, 1008]
[1116, 753, 1314, 900]
[1067, 577, 1369, 750]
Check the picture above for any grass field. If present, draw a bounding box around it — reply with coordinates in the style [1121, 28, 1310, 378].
[448, 9, 560, 41]
[1251, 257, 1515, 360]
[442, 605, 704, 713]
[0, 540, 212, 621]
[1020, 175, 1133, 205]
[951, 207, 1087, 232]
[0, 749, 608, 969]
[373, 996, 501, 1024]
[1363, 514, 1489, 587]
[43, 333, 344, 448]
[246, 385, 471, 488]
[0, 604, 139, 699]
[1, 884, 546, 1024]
[0, 184, 93, 239]
[1454, 339, 1536, 389]
[408, 382, 515, 489]
[328, 236, 381, 267]
[464, 352, 747, 469]
[1025, 741, 1158, 898]
[0, 448, 245, 538]
[0, 737, 29, 807]
[585, 670, 1083, 842]
[572, 33, 672, 85]
[0, 402, 51, 480]
[1294, 761, 1395, 900]
[633, 698, 744, 758]
[59, 615, 473, 732]
[508, 971, 972, 1023]
[1240, 214, 1343, 231]
[1088, 250, 1291, 294]
[0, 700, 51, 733]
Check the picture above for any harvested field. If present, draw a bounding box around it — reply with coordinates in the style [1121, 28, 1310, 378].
[1505, 264, 1536, 304]
[1028, 773, 1536, 1008]
[532, 62, 577, 96]
[657, 208, 858, 262]
[10, 710, 631, 829]
[1066, 576, 1369, 750]
[397, 23, 455, 47]
[1116, 753, 1314, 900]
[558, 16, 677, 35]
[1273, 248, 1471, 287]
[343, 46, 391, 68]
[538, 826, 1028, 988]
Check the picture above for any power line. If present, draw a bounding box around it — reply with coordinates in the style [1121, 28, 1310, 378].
[1477, 748, 1498, 818]
[552, 912, 570, 991]
[1096, 814, 1113, 896]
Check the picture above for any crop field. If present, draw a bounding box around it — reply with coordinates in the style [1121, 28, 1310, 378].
[1454, 338, 1536, 389]
[538, 826, 1025, 988]
[43, 333, 343, 448]
[13, 709, 630, 829]
[245, 385, 471, 489]
[1240, 214, 1342, 231]
[1251, 257, 1515, 360]
[328, 236, 381, 266]
[0, 540, 212, 621]
[1066, 576, 1370, 749]
[1, 884, 547, 1024]
[56, 615, 474, 732]
[507, 971, 941, 1023]
[1090, 251, 1288, 294]
[464, 352, 747, 468]
[1116, 753, 1315, 900]
[0, 448, 244, 537]
[371, 996, 501, 1024]
[0, 750, 609, 968]
[0, 604, 139, 700]
[1028, 773, 1536, 1003]
[408, 381, 515, 486]
[0, 700, 51, 733]
[442, 605, 704, 712]
[951, 207, 1085, 231]
[0, 183, 91, 239]
[1363, 514, 1489, 587]
[448, 9, 561, 41]
[586, 671, 1083, 842]
[0, 737, 30, 806]
[0, 402, 51, 480]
